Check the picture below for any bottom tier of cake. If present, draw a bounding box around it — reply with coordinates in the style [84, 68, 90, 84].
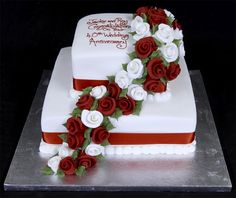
[40, 47, 196, 155]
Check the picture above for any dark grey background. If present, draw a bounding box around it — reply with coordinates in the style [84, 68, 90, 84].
[0, 0, 235, 197]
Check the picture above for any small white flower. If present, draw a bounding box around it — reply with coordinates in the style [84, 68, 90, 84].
[131, 16, 143, 32]
[85, 143, 104, 156]
[90, 85, 107, 99]
[173, 28, 183, 40]
[179, 41, 185, 57]
[58, 142, 74, 158]
[128, 84, 147, 101]
[164, 9, 175, 19]
[39, 139, 60, 157]
[115, 70, 132, 89]
[161, 42, 179, 62]
[69, 89, 81, 100]
[47, 156, 62, 173]
[127, 58, 144, 79]
[81, 110, 103, 128]
[154, 23, 174, 43]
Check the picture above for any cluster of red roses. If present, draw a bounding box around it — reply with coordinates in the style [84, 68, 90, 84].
[58, 154, 96, 175]
[61, 82, 138, 175]
[76, 83, 137, 117]
[132, 7, 182, 93]
[135, 36, 181, 93]
[136, 6, 181, 29]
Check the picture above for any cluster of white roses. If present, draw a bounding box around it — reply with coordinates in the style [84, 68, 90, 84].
[115, 59, 147, 101]
[131, 9, 185, 62]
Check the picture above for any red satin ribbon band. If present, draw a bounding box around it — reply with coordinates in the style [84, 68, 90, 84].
[73, 78, 109, 91]
[42, 132, 195, 145]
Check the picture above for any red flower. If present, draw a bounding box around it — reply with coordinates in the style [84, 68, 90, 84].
[77, 154, 97, 169]
[172, 19, 182, 30]
[166, 63, 181, 80]
[107, 82, 121, 99]
[144, 76, 166, 93]
[147, 58, 166, 79]
[91, 126, 110, 144]
[136, 6, 149, 16]
[117, 96, 136, 115]
[59, 156, 76, 175]
[148, 7, 167, 26]
[97, 96, 116, 116]
[135, 37, 157, 59]
[76, 94, 94, 110]
[67, 133, 84, 150]
[66, 117, 86, 135]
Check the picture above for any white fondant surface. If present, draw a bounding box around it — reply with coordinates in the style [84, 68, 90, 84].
[72, 14, 135, 80]
[41, 47, 196, 134]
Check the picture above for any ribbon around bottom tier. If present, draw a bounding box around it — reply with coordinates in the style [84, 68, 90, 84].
[42, 132, 195, 145]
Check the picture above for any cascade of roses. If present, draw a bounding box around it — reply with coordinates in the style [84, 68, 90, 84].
[42, 6, 184, 177]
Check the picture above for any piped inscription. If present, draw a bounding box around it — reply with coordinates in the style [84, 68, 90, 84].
[86, 17, 130, 49]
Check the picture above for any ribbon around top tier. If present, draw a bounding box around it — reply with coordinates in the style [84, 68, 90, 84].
[73, 78, 109, 91]
[42, 131, 195, 145]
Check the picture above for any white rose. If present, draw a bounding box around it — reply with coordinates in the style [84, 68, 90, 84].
[131, 16, 143, 32]
[127, 58, 144, 79]
[81, 110, 103, 128]
[154, 23, 174, 43]
[58, 142, 74, 158]
[47, 156, 62, 173]
[179, 41, 185, 57]
[161, 43, 179, 62]
[128, 84, 147, 101]
[173, 28, 183, 40]
[131, 16, 151, 41]
[85, 143, 104, 156]
[90, 85, 107, 99]
[133, 22, 151, 41]
[164, 9, 175, 19]
[115, 70, 131, 89]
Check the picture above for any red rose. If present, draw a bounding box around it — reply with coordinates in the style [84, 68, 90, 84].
[59, 156, 76, 175]
[148, 7, 167, 26]
[144, 76, 166, 93]
[66, 117, 86, 135]
[107, 82, 121, 99]
[76, 94, 94, 110]
[135, 37, 157, 59]
[147, 58, 166, 79]
[77, 154, 97, 169]
[166, 63, 181, 80]
[97, 96, 116, 116]
[91, 126, 110, 144]
[67, 133, 84, 150]
[136, 6, 149, 16]
[172, 19, 182, 30]
[117, 96, 136, 115]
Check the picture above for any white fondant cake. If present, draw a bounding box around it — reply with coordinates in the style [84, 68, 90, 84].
[40, 9, 197, 176]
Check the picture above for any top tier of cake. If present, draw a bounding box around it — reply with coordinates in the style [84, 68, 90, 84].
[72, 13, 135, 80]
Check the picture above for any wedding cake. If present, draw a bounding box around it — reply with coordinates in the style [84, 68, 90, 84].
[40, 7, 197, 176]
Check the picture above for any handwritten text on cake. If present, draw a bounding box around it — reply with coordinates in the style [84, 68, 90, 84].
[86, 18, 130, 49]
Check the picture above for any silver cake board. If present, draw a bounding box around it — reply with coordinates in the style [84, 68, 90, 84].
[4, 70, 232, 192]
